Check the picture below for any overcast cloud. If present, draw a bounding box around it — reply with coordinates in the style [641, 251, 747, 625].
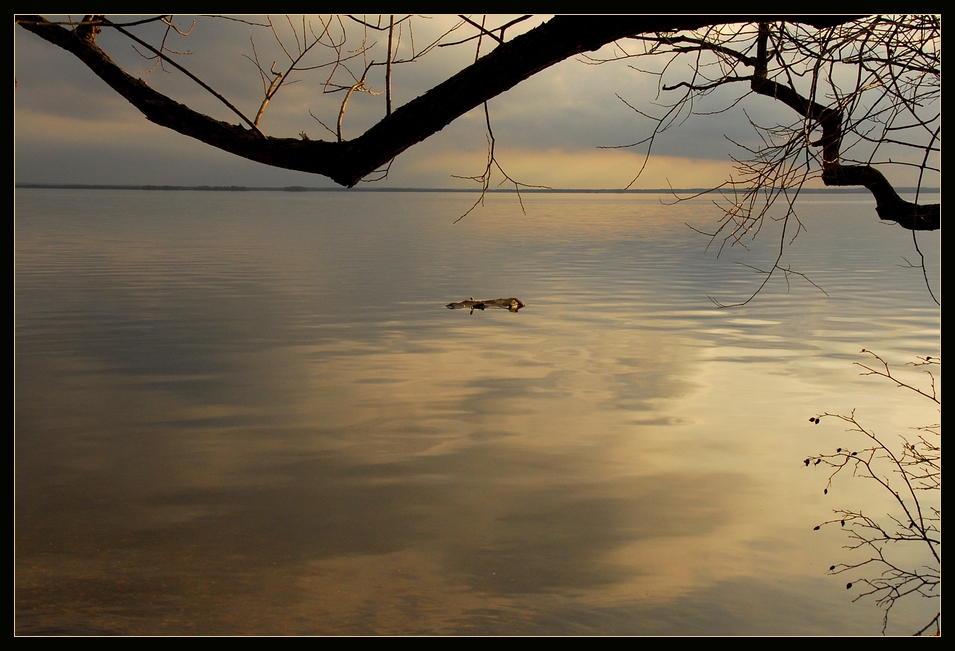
[14, 15, 939, 189]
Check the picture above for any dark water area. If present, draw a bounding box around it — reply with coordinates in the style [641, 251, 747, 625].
[15, 189, 940, 635]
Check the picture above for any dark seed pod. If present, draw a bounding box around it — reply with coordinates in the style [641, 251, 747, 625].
[846, 582, 853, 590]
[813, 526, 821, 530]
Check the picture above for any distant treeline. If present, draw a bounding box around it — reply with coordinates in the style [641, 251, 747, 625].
[15, 183, 939, 194]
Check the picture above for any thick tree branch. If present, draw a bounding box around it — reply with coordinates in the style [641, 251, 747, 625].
[749, 23, 939, 231]
[16, 15, 860, 188]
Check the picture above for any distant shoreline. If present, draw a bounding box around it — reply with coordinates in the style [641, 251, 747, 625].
[13, 183, 938, 194]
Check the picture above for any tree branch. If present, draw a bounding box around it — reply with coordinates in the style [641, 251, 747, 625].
[16, 15, 862, 188]
[748, 22, 939, 231]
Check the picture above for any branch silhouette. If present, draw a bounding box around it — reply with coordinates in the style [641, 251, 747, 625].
[806, 351, 940, 635]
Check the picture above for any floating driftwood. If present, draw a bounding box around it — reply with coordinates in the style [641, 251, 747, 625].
[446, 297, 527, 314]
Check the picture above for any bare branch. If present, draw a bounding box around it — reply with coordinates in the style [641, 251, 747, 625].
[100, 16, 265, 136]
[806, 351, 940, 634]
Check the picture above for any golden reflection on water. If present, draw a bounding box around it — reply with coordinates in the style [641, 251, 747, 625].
[16, 190, 939, 634]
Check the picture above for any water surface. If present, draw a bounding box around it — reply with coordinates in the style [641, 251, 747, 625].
[15, 189, 940, 635]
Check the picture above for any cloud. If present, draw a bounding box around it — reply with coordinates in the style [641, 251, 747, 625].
[404, 147, 737, 189]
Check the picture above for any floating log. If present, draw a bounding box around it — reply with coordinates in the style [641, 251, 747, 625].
[446, 297, 527, 313]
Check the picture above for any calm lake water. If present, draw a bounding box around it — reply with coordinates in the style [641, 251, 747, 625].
[15, 188, 940, 635]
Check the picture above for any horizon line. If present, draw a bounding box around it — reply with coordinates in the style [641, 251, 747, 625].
[15, 183, 939, 194]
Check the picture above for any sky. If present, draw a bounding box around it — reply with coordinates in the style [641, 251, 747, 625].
[14, 15, 940, 190]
